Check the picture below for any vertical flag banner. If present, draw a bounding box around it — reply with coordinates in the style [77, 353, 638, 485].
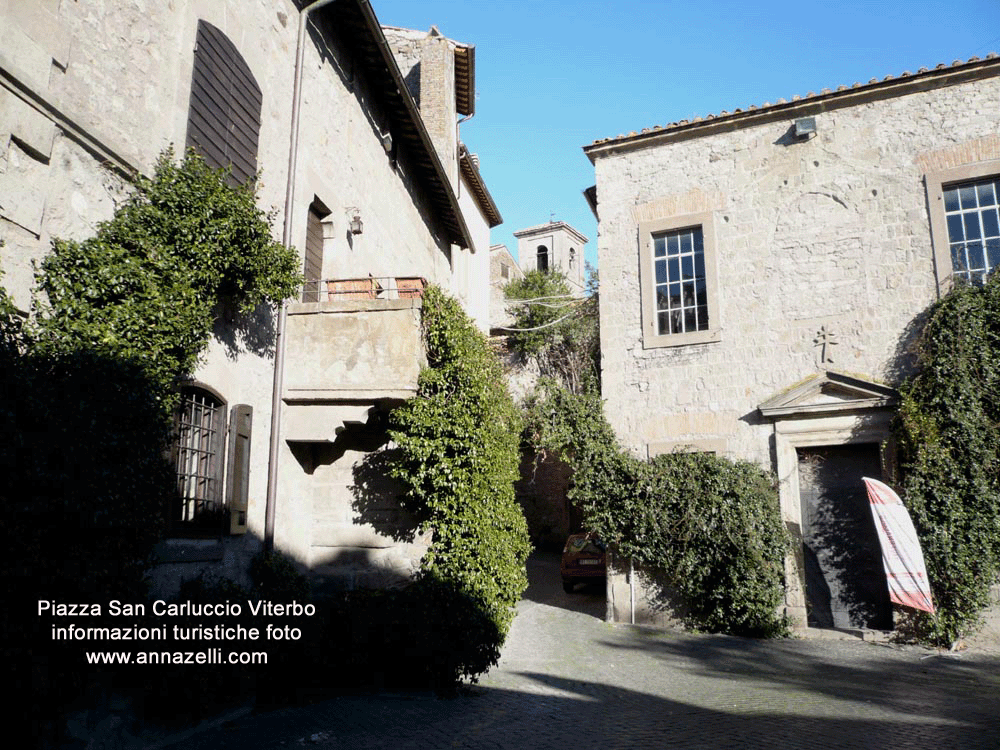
[862, 477, 935, 614]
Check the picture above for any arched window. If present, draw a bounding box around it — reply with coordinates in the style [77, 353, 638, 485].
[171, 385, 253, 535]
[185, 20, 262, 186]
[569, 247, 576, 269]
[173, 386, 225, 528]
[537, 245, 549, 272]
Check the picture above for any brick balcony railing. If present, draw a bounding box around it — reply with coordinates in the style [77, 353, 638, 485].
[301, 276, 426, 302]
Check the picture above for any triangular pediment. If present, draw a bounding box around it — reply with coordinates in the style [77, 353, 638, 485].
[758, 371, 898, 420]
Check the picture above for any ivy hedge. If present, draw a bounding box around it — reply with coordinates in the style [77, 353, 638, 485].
[30, 148, 301, 397]
[387, 286, 531, 681]
[1, 150, 301, 734]
[526, 380, 789, 637]
[894, 272, 1000, 645]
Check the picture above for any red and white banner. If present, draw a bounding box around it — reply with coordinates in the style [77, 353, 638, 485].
[863, 477, 935, 614]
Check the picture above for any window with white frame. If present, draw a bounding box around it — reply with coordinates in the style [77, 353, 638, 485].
[926, 160, 1000, 292]
[652, 226, 709, 335]
[941, 177, 1000, 285]
[639, 211, 721, 348]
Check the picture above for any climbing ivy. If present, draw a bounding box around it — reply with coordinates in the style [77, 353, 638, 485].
[525, 379, 789, 637]
[894, 273, 1000, 645]
[1, 150, 301, 725]
[388, 286, 531, 681]
[30, 148, 301, 397]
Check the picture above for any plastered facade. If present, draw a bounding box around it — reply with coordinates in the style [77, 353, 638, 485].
[1, 0, 498, 595]
[587, 58, 1000, 632]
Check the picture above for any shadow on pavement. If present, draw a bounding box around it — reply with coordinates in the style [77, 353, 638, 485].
[174, 663, 1000, 750]
[597, 626, 1000, 725]
[521, 551, 606, 619]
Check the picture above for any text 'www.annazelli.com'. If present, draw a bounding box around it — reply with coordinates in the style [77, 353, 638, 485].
[85, 650, 267, 665]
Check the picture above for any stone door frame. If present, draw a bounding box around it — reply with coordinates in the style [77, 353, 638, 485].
[759, 371, 899, 630]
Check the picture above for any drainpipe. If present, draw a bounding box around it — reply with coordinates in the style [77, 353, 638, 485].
[264, 0, 339, 552]
[629, 558, 636, 625]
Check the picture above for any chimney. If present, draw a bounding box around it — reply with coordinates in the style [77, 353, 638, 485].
[417, 29, 458, 188]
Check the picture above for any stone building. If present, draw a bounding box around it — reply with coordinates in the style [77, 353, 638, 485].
[489, 243, 523, 332]
[583, 55, 1000, 633]
[514, 220, 588, 295]
[1, 0, 501, 594]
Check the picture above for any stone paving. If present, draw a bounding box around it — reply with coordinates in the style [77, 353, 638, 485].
[170, 554, 1000, 749]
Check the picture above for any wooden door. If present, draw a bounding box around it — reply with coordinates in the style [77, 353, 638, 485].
[798, 444, 892, 630]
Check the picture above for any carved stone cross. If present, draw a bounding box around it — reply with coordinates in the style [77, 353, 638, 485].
[814, 325, 839, 364]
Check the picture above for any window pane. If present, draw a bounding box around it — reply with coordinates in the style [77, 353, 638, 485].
[944, 188, 960, 213]
[654, 236, 666, 258]
[696, 280, 707, 308]
[657, 311, 670, 335]
[983, 208, 999, 238]
[959, 185, 977, 209]
[964, 212, 982, 240]
[947, 214, 965, 242]
[696, 305, 709, 330]
[694, 251, 705, 279]
[656, 287, 669, 312]
[968, 242, 985, 271]
[680, 232, 692, 254]
[668, 257, 679, 282]
[655, 259, 667, 284]
[977, 181, 997, 207]
[951, 244, 966, 272]
[683, 281, 695, 306]
[667, 235, 679, 256]
[987, 239, 1000, 272]
[681, 255, 694, 280]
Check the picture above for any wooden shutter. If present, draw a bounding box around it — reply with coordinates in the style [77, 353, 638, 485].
[302, 203, 326, 302]
[226, 404, 252, 535]
[186, 20, 262, 186]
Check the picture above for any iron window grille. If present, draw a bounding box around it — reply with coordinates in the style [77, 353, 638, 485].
[174, 387, 225, 527]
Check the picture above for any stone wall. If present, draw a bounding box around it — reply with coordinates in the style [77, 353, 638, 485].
[593, 69, 1000, 463]
[590, 61, 1000, 632]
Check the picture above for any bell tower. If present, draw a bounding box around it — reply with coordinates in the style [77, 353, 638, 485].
[513, 221, 588, 294]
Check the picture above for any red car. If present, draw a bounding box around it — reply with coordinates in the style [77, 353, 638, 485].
[561, 532, 607, 593]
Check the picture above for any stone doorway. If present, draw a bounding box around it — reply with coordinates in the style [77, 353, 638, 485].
[797, 444, 891, 630]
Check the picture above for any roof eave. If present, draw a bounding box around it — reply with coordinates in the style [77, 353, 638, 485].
[325, 0, 474, 249]
[584, 54, 1000, 162]
[455, 44, 475, 117]
[459, 144, 502, 228]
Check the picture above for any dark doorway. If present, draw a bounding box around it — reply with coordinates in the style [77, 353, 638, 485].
[798, 444, 892, 630]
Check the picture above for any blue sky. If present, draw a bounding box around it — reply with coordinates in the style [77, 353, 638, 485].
[372, 0, 1000, 271]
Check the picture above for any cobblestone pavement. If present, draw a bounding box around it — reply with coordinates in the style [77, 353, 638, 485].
[172, 554, 1000, 749]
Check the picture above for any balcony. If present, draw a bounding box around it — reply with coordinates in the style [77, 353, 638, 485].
[301, 276, 426, 302]
[282, 277, 427, 442]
